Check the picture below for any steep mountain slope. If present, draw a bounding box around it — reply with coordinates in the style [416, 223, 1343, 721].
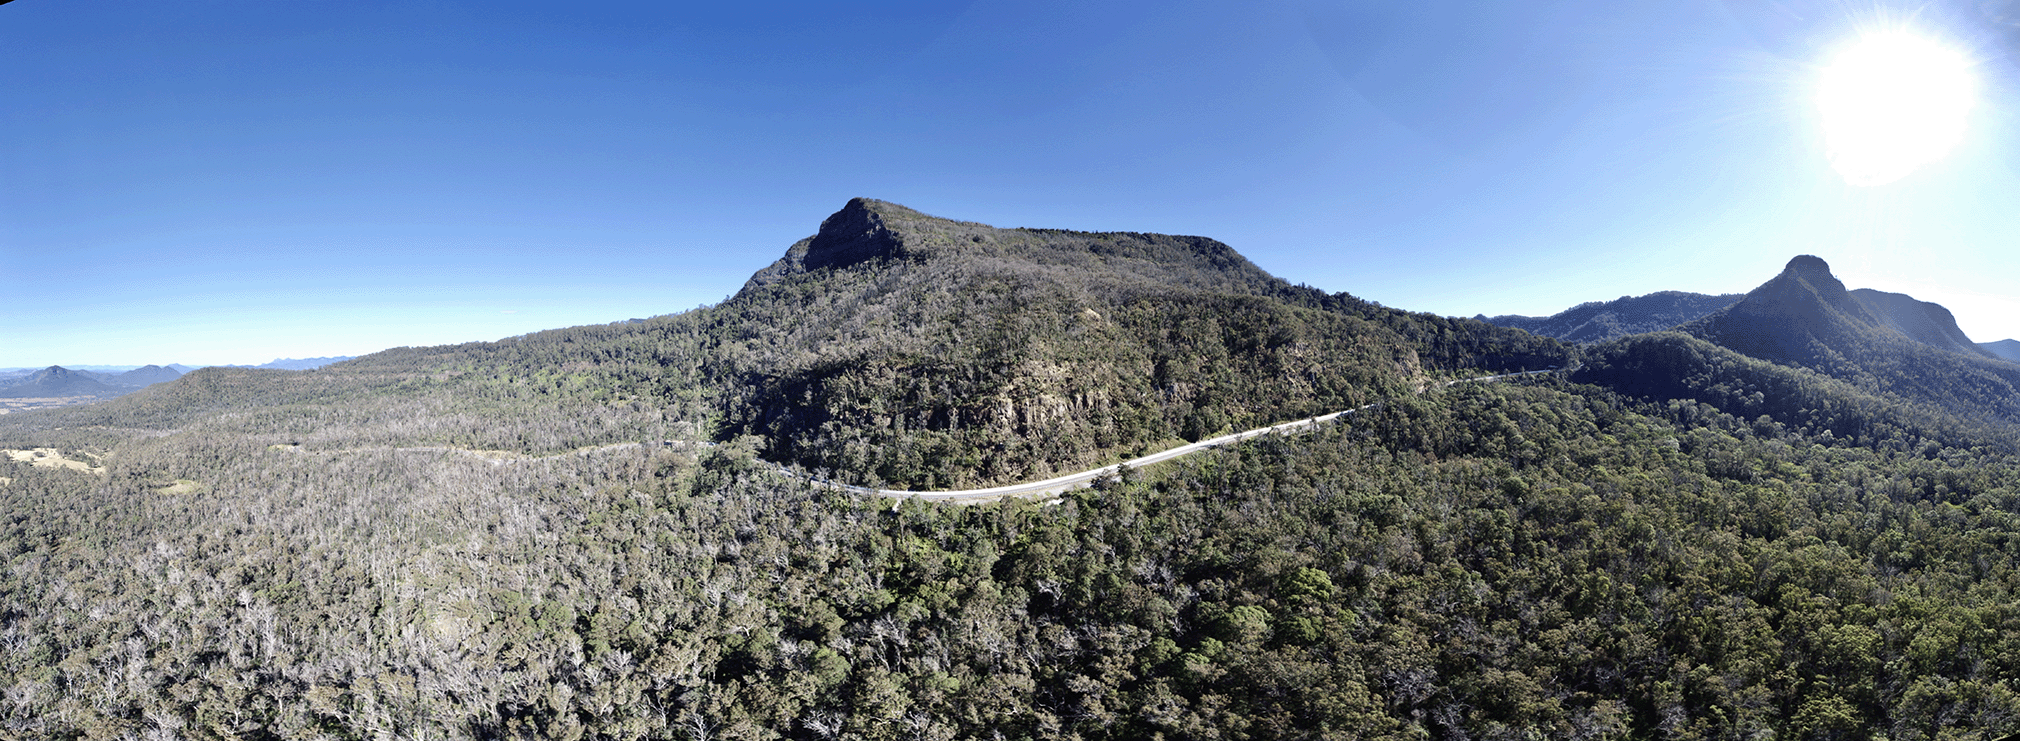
[1574, 331, 2015, 453]
[1679, 255, 2020, 423]
[1482, 290, 1741, 343]
[14, 199, 1569, 490]
[1848, 288, 1997, 358]
[710, 198, 1569, 487]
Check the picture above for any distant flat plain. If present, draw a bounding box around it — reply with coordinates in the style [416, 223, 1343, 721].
[0, 397, 102, 414]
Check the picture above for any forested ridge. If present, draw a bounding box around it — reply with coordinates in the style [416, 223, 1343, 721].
[1481, 292, 1743, 345]
[5, 200, 2020, 739]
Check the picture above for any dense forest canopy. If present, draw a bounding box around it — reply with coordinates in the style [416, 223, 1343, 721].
[4, 201, 2019, 740]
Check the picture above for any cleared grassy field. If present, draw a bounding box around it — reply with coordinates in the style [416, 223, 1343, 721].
[2, 447, 106, 475]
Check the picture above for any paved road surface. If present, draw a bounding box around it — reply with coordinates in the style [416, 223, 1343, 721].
[790, 367, 1565, 503]
[280, 367, 1565, 501]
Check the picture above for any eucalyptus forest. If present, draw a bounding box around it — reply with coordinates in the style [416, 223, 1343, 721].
[6, 199, 2020, 740]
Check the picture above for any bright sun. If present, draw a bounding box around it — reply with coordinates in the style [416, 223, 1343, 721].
[1817, 30, 1975, 186]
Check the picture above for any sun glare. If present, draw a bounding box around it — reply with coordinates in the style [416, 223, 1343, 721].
[1817, 31, 1975, 186]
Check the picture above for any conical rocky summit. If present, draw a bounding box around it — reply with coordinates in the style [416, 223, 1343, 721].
[1681, 255, 2020, 421]
[1684, 255, 1871, 364]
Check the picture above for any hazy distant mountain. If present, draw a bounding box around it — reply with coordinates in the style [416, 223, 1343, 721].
[0, 364, 184, 402]
[1481, 291, 1742, 343]
[240, 357, 353, 370]
[1847, 288, 1997, 358]
[1679, 255, 2020, 421]
[112, 364, 185, 387]
[0, 366, 123, 398]
[1980, 339, 2020, 362]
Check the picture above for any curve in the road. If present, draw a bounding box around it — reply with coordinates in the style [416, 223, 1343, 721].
[783, 367, 1567, 504]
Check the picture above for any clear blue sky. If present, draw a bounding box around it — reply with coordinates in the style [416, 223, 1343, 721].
[5, 0, 2019, 367]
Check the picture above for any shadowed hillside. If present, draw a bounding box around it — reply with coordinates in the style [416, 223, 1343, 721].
[1680, 255, 2020, 423]
[1482, 290, 1741, 343]
[1847, 288, 1997, 358]
[712, 198, 1570, 487]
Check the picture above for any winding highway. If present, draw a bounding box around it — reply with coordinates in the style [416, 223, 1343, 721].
[786, 367, 1566, 504]
[260, 368, 1565, 503]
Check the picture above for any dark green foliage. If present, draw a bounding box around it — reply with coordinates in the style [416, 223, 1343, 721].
[1576, 332, 2017, 455]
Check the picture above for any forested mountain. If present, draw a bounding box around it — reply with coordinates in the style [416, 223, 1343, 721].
[1680, 255, 2020, 423]
[713, 198, 1568, 489]
[5, 201, 2020, 740]
[1480, 290, 1741, 343]
[112, 364, 186, 387]
[1845, 288, 1997, 359]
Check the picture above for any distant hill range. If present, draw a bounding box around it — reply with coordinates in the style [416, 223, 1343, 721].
[229, 357, 354, 370]
[0, 364, 187, 399]
[1480, 291, 1743, 343]
[0, 357, 349, 403]
[1981, 339, 2020, 362]
[1485, 279, 2020, 363]
[1574, 255, 2020, 426]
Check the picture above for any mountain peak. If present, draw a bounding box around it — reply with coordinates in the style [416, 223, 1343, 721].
[803, 198, 906, 271]
[1679, 253, 2020, 420]
[1784, 254, 1832, 277]
[1766, 254, 1854, 307]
